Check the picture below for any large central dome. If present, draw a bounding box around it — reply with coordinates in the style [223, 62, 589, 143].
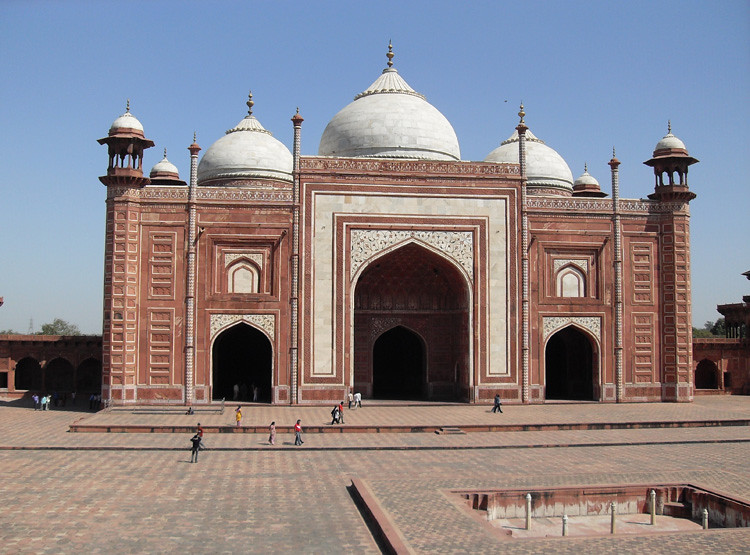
[318, 45, 460, 161]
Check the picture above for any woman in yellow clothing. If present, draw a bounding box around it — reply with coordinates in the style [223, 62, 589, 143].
[235, 405, 242, 427]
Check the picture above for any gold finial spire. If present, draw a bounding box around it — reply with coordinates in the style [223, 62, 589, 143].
[246, 91, 254, 116]
[163, 147, 167, 159]
[584, 162, 588, 172]
[126, 99, 130, 113]
[386, 40, 394, 68]
[518, 102, 525, 124]
[667, 120, 672, 134]
[193, 131, 197, 142]
[296, 107, 300, 115]
[612, 147, 616, 158]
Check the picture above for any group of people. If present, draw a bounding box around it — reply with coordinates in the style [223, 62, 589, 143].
[347, 392, 362, 409]
[31, 391, 83, 410]
[188, 418, 302, 462]
[232, 383, 260, 402]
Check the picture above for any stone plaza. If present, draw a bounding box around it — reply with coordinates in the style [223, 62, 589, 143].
[1, 396, 749, 553]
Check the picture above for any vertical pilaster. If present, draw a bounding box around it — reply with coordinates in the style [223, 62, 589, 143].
[291, 109, 303, 405]
[185, 135, 201, 404]
[609, 150, 624, 402]
[517, 105, 530, 403]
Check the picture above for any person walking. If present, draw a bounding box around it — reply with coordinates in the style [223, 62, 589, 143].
[32, 394, 39, 410]
[492, 393, 503, 413]
[294, 419, 304, 445]
[330, 404, 340, 425]
[338, 401, 345, 424]
[354, 392, 362, 408]
[268, 421, 276, 445]
[196, 423, 204, 438]
[235, 405, 243, 427]
[348, 392, 354, 409]
[190, 432, 203, 463]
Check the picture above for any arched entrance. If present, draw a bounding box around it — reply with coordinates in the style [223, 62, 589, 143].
[373, 326, 425, 399]
[354, 242, 470, 401]
[15, 357, 42, 391]
[545, 326, 595, 400]
[76, 358, 102, 394]
[45, 357, 75, 393]
[212, 323, 272, 402]
[695, 359, 719, 389]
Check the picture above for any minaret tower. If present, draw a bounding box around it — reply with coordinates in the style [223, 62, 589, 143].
[644, 123, 698, 401]
[97, 102, 154, 404]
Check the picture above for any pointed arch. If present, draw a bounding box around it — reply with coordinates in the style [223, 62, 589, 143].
[353, 241, 471, 400]
[210, 321, 273, 402]
[544, 324, 598, 400]
[556, 264, 586, 297]
[227, 259, 261, 294]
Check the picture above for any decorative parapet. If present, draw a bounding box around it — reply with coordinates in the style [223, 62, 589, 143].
[107, 185, 293, 203]
[543, 316, 601, 342]
[351, 229, 473, 281]
[300, 157, 519, 176]
[527, 197, 688, 214]
[210, 313, 275, 341]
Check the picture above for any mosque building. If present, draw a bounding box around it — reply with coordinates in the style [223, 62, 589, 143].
[96, 46, 698, 405]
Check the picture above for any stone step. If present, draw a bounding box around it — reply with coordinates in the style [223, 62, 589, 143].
[436, 427, 465, 435]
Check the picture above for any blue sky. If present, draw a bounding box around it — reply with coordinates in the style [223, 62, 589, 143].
[0, 0, 748, 334]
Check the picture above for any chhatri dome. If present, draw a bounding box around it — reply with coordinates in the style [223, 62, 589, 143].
[572, 164, 607, 197]
[484, 108, 574, 195]
[108, 100, 145, 136]
[197, 92, 293, 185]
[149, 148, 185, 186]
[319, 43, 460, 161]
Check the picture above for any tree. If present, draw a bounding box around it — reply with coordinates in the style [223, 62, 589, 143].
[0, 329, 20, 335]
[38, 318, 81, 336]
[692, 317, 726, 338]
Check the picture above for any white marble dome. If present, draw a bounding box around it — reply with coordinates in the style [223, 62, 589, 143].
[654, 123, 688, 152]
[573, 166, 599, 188]
[109, 103, 144, 134]
[150, 150, 179, 178]
[198, 99, 293, 185]
[484, 129, 573, 192]
[319, 56, 460, 160]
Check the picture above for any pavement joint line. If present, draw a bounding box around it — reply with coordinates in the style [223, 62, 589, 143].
[2, 437, 749, 452]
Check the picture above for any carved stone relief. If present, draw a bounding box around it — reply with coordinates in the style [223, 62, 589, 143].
[553, 259, 589, 274]
[224, 253, 264, 268]
[210, 313, 275, 341]
[351, 229, 473, 281]
[543, 316, 601, 342]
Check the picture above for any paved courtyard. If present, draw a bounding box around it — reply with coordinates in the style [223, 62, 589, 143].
[1, 396, 749, 553]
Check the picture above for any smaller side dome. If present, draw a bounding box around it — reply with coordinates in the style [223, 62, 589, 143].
[109, 100, 145, 137]
[484, 127, 573, 195]
[197, 92, 293, 186]
[573, 164, 607, 197]
[149, 149, 185, 186]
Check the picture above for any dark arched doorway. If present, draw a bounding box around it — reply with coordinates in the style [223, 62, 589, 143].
[373, 326, 425, 399]
[45, 358, 75, 393]
[545, 326, 595, 400]
[15, 357, 42, 391]
[76, 358, 102, 394]
[212, 323, 272, 402]
[695, 359, 719, 389]
[354, 242, 470, 401]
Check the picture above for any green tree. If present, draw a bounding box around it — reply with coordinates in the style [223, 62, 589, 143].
[0, 329, 20, 334]
[38, 318, 81, 336]
[709, 317, 726, 337]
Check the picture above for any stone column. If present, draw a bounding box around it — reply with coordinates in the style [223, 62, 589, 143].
[609, 150, 624, 402]
[291, 110, 304, 405]
[186, 135, 201, 405]
[517, 105, 530, 403]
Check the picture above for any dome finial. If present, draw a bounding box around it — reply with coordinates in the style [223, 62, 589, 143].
[667, 120, 672, 134]
[126, 99, 130, 113]
[386, 40, 394, 68]
[612, 146, 616, 158]
[163, 147, 167, 159]
[246, 91, 254, 116]
[518, 102, 525, 124]
[584, 162, 588, 172]
[193, 131, 197, 142]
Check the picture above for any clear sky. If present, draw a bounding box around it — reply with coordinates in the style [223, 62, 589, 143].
[0, 0, 748, 334]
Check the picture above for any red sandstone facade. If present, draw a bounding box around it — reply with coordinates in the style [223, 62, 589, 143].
[87, 58, 707, 406]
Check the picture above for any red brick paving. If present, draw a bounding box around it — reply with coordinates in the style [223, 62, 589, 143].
[0, 396, 748, 553]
